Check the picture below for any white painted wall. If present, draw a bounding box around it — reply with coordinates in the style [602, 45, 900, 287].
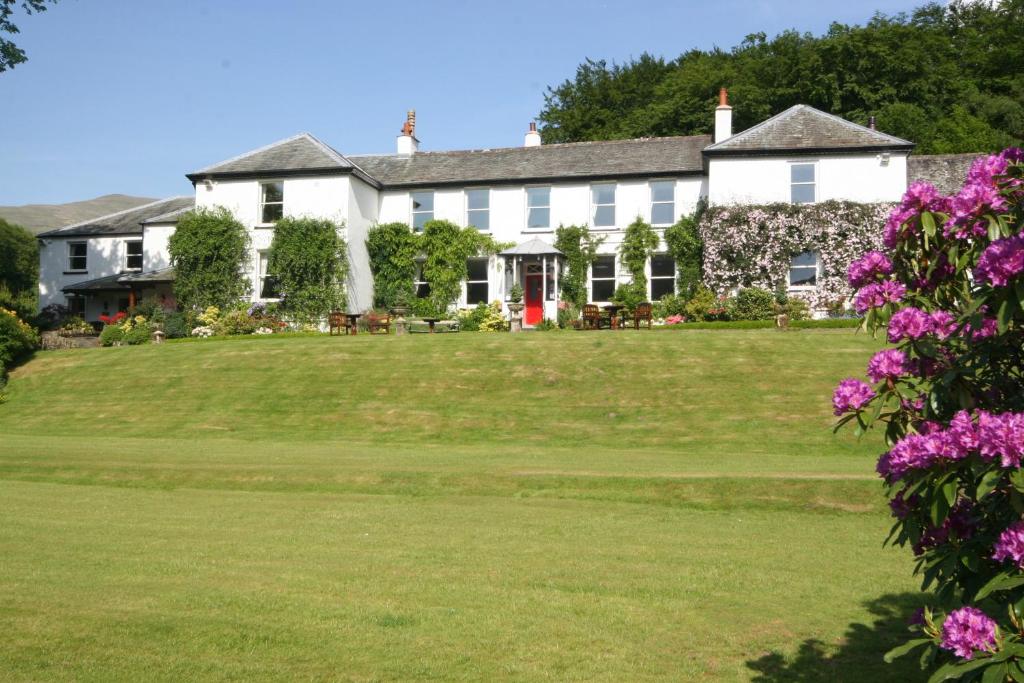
[38, 234, 143, 319]
[141, 223, 176, 271]
[708, 153, 909, 205]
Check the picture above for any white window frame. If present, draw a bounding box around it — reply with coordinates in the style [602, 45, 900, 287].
[411, 190, 434, 232]
[67, 241, 87, 272]
[257, 250, 280, 300]
[649, 253, 676, 300]
[124, 239, 143, 271]
[465, 257, 489, 305]
[788, 250, 821, 290]
[590, 254, 617, 302]
[465, 188, 490, 232]
[790, 162, 817, 204]
[649, 180, 676, 226]
[525, 185, 552, 231]
[258, 180, 284, 226]
[590, 183, 616, 230]
[414, 260, 430, 299]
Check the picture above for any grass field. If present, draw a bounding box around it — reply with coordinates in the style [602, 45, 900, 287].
[0, 330, 926, 681]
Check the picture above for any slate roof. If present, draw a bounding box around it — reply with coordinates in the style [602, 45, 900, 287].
[141, 206, 193, 225]
[499, 238, 563, 257]
[38, 196, 194, 238]
[704, 105, 914, 155]
[62, 267, 176, 294]
[351, 135, 711, 188]
[908, 154, 982, 195]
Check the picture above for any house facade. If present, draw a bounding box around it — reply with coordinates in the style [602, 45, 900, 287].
[40, 90, 948, 324]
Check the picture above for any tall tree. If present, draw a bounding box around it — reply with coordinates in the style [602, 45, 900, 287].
[1, 0, 57, 73]
[0, 217, 38, 319]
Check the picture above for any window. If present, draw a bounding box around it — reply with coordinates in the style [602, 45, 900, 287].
[414, 261, 431, 298]
[258, 251, 280, 299]
[591, 183, 616, 228]
[650, 254, 676, 300]
[411, 191, 434, 231]
[789, 251, 819, 287]
[466, 189, 489, 231]
[65, 296, 85, 317]
[67, 241, 87, 272]
[591, 255, 616, 301]
[466, 258, 489, 305]
[125, 240, 143, 271]
[526, 187, 550, 230]
[260, 181, 284, 224]
[650, 181, 675, 226]
[790, 163, 816, 204]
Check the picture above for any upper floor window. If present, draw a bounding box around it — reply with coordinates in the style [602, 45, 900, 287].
[650, 181, 675, 226]
[650, 254, 676, 300]
[526, 187, 550, 230]
[592, 183, 616, 228]
[260, 181, 284, 224]
[411, 191, 434, 231]
[466, 258, 489, 305]
[67, 241, 87, 272]
[790, 163, 816, 204]
[466, 189, 489, 231]
[258, 250, 280, 299]
[125, 240, 143, 271]
[591, 254, 616, 301]
[789, 251, 819, 287]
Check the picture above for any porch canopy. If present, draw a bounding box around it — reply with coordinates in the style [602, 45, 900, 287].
[63, 268, 176, 308]
[498, 238, 563, 258]
[499, 239, 564, 319]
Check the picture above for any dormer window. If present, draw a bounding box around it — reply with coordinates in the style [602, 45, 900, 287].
[260, 182, 284, 224]
[790, 163, 816, 204]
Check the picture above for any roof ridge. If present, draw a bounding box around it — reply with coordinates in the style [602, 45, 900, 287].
[47, 196, 192, 233]
[190, 132, 350, 175]
[300, 132, 355, 167]
[704, 105, 803, 150]
[348, 134, 712, 160]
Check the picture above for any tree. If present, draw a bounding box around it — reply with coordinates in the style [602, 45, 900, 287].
[168, 207, 251, 312]
[366, 222, 418, 310]
[0, 217, 38, 319]
[618, 217, 659, 291]
[1, 0, 57, 73]
[663, 199, 707, 298]
[553, 225, 604, 308]
[268, 216, 347, 322]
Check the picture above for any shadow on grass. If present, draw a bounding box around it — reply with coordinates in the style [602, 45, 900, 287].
[747, 593, 929, 683]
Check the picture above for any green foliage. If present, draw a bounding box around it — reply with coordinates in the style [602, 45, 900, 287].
[169, 207, 251, 312]
[121, 323, 152, 346]
[729, 287, 777, 321]
[268, 216, 348, 322]
[557, 303, 580, 329]
[534, 318, 558, 331]
[619, 217, 660, 290]
[420, 220, 505, 315]
[215, 308, 258, 336]
[611, 282, 647, 314]
[508, 282, 523, 304]
[663, 199, 706, 298]
[366, 222, 418, 309]
[0, 218, 38, 319]
[0, 0, 56, 73]
[99, 324, 123, 347]
[652, 294, 687, 319]
[538, 2, 1024, 153]
[457, 301, 507, 332]
[162, 312, 189, 339]
[0, 307, 38, 384]
[553, 225, 604, 307]
[683, 285, 720, 322]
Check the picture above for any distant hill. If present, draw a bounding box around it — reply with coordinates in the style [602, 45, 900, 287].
[0, 194, 158, 234]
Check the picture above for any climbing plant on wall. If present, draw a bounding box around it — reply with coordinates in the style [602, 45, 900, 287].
[169, 207, 251, 311]
[553, 224, 604, 308]
[619, 216, 660, 291]
[699, 200, 893, 308]
[366, 222, 418, 309]
[268, 216, 348, 322]
[663, 198, 707, 298]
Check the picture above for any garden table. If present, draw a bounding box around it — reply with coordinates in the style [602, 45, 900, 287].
[420, 317, 441, 333]
[602, 305, 625, 330]
[344, 313, 362, 335]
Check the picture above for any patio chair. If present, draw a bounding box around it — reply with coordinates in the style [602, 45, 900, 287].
[633, 303, 653, 329]
[367, 312, 392, 334]
[582, 304, 606, 330]
[328, 311, 346, 336]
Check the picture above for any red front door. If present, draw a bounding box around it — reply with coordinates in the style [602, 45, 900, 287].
[525, 273, 543, 325]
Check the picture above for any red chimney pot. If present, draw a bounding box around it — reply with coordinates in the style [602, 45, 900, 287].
[719, 87, 729, 107]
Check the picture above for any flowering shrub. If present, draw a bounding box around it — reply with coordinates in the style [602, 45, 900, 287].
[835, 149, 1024, 680]
[98, 312, 126, 326]
[701, 200, 892, 309]
[0, 307, 38, 383]
[457, 301, 507, 332]
[190, 326, 214, 338]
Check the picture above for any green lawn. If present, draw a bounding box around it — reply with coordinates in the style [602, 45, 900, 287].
[0, 330, 925, 681]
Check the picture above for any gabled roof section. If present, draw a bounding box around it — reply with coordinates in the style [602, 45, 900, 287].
[186, 133, 376, 184]
[499, 238, 563, 257]
[38, 196, 194, 238]
[703, 105, 914, 156]
[352, 135, 710, 188]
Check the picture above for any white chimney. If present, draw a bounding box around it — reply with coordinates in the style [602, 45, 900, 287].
[396, 109, 419, 155]
[714, 87, 732, 143]
[524, 121, 541, 147]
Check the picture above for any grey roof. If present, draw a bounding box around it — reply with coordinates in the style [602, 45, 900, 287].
[121, 267, 175, 284]
[187, 132, 358, 179]
[38, 196, 194, 238]
[142, 206, 193, 225]
[62, 267, 176, 294]
[499, 238, 564, 257]
[704, 105, 914, 155]
[908, 153, 982, 195]
[351, 135, 711, 188]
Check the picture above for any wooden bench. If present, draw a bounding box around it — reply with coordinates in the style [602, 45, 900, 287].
[633, 302, 653, 329]
[367, 312, 392, 334]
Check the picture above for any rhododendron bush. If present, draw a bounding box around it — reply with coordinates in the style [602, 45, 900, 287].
[700, 200, 893, 308]
[835, 149, 1024, 681]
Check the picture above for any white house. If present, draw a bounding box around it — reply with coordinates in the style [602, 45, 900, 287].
[41, 90, 964, 325]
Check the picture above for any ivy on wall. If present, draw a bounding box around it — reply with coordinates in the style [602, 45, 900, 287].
[663, 198, 706, 298]
[169, 207, 251, 311]
[268, 216, 348, 322]
[366, 222, 418, 309]
[699, 200, 893, 308]
[553, 224, 604, 308]
[619, 217, 660, 290]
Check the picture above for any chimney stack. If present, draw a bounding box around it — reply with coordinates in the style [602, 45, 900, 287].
[714, 87, 732, 143]
[524, 121, 541, 147]
[396, 109, 419, 156]
[868, 115, 877, 130]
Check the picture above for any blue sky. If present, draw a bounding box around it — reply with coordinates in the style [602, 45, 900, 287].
[1, 0, 923, 205]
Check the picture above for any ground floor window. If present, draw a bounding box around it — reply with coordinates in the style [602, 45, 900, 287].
[466, 258, 488, 305]
[415, 261, 431, 299]
[65, 296, 86, 317]
[789, 251, 819, 287]
[591, 255, 616, 302]
[650, 254, 675, 300]
[258, 251, 280, 299]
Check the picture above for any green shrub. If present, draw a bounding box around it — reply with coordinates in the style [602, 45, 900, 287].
[121, 323, 152, 345]
[554, 225, 604, 308]
[557, 303, 580, 329]
[366, 222, 418, 310]
[729, 287, 776, 321]
[99, 325, 124, 346]
[269, 216, 348, 323]
[0, 308, 38, 383]
[684, 286, 718, 321]
[169, 207, 252, 311]
[216, 308, 258, 336]
[611, 282, 647, 314]
[652, 294, 687, 319]
[163, 311, 189, 339]
[0, 219, 39, 320]
[458, 301, 506, 332]
[534, 318, 558, 331]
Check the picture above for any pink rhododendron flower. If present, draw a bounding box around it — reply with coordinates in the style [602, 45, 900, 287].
[930, 310, 958, 340]
[975, 233, 1024, 287]
[846, 251, 892, 288]
[887, 307, 933, 342]
[941, 607, 997, 660]
[832, 378, 875, 416]
[867, 349, 910, 383]
[884, 181, 949, 248]
[977, 411, 1024, 468]
[993, 521, 1024, 569]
